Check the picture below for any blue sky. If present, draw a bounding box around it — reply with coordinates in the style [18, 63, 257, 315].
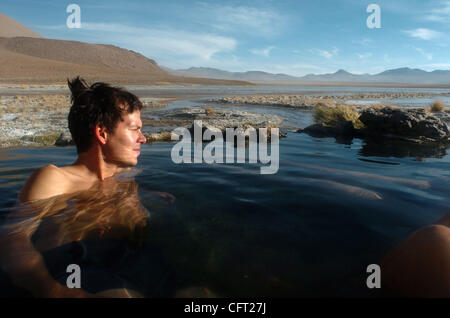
[2, 0, 450, 76]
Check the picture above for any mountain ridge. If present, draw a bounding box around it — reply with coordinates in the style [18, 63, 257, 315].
[167, 66, 450, 84]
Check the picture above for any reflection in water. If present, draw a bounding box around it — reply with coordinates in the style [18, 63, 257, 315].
[359, 137, 449, 159]
[0, 175, 172, 298]
[299, 127, 449, 160]
[302, 131, 449, 159]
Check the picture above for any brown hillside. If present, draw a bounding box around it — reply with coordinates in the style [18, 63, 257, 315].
[0, 14, 251, 85]
[0, 13, 43, 38]
[0, 37, 250, 85]
[0, 37, 167, 74]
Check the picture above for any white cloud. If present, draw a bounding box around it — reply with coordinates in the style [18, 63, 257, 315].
[415, 47, 433, 60]
[250, 46, 276, 57]
[313, 47, 339, 59]
[404, 28, 442, 40]
[420, 63, 450, 69]
[352, 38, 372, 46]
[356, 52, 373, 59]
[198, 4, 285, 37]
[34, 24, 66, 30]
[75, 22, 236, 61]
[424, 0, 450, 23]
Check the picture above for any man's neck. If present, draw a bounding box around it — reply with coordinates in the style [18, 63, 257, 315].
[73, 146, 122, 181]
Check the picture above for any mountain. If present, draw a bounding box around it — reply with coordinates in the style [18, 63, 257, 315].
[0, 36, 178, 83]
[370, 68, 450, 84]
[0, 37, 166, 75]
[167, 66, 450, 85]
[0, 13, 249, 85]
[300, 69, 366, 82]
[0, 13, 43, 38]
[168, 67, 298, 82]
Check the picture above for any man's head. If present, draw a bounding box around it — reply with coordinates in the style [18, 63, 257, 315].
[67, 76, 146, 166]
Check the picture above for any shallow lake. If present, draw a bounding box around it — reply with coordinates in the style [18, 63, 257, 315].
[0, 85, 449, 297]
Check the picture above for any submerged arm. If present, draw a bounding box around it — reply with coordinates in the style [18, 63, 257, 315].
[0, 198, 96, 298]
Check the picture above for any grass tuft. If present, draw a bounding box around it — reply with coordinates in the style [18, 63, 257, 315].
[314, 99, 335, 108]
[205, 106, 217, 116]
[429, 100, 445, 113]
[314, 105, 364, 129]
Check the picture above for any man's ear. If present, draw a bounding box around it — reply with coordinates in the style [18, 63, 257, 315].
[94, 124, 108, 145]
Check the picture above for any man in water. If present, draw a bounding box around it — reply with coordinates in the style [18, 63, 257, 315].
[1, 77, 150, 298]
[19, 76, 147, 202]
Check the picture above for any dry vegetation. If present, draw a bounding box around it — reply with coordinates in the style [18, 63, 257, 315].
[205, 106, 217, 116]
[314, 104, 364, 129]
[0, 94, 70, 114]
[430, 100, 445, 113]
[313, 99, 335, 108]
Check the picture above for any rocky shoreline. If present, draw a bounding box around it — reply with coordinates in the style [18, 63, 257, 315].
[143, 107, 284, 142]
[0, 94, 284, 147]
[0, 94, 175, 147]
[1, 92, 448, 149]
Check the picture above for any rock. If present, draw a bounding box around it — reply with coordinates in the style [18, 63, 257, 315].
[187, 122, 285, 142]
[54, 131, 74, 146]
[151, 107, 283, 133]
[359, 107, 449, 141]
[144, 131, 175, 142]
[298, 120, 357, 138]
[298, 107, 449, 146]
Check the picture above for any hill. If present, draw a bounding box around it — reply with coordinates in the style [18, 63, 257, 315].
[0, 12, 42, 38]
[0, 14, 249, 85]
[167, 66, 450, 85]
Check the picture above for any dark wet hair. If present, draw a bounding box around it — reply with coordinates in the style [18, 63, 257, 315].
[67, 76, 143, 153]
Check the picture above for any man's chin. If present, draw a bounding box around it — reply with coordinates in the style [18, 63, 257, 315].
[109, 159, 138, 168]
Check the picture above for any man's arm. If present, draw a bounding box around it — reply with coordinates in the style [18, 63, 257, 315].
[0, 201, 97, 298]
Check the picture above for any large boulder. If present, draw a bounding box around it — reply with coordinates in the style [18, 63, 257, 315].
[359, 107, 449, 141]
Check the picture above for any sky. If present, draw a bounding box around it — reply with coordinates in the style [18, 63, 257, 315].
[2, 0, 450, 76]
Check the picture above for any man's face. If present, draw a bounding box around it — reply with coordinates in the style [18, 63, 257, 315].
[103, 110, 146, 167]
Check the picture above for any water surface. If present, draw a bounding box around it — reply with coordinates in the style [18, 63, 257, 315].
[1, 85, 449, 297]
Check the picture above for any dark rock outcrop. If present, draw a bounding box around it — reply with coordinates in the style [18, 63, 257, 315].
[299, 107, 449, 145]
[359, 107, 449, 141]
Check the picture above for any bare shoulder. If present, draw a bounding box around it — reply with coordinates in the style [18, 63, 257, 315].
[19, 164, 69, 202]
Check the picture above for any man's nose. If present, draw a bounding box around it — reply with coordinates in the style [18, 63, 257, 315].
[138, 131, 147, 144]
